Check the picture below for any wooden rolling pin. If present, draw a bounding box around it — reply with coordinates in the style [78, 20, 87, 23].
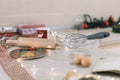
[6, 37, 56, 49]
[17, 37, 55, 42]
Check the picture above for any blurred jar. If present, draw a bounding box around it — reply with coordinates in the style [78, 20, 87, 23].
[74, 17, 83, 30]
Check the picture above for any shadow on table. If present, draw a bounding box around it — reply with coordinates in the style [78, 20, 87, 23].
[92, 72, 120, 78]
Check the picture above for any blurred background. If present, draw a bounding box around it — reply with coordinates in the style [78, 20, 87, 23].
[0, 0, 119, 29]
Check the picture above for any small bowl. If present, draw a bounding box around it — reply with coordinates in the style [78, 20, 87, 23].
[68, 47, 91, 58]
[84, 39, 101, 49]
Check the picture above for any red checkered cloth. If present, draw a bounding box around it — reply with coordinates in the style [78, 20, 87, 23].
[0, 45, 36, 80]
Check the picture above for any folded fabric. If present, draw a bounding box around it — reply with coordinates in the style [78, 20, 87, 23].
[92, 57, 120, 74]
[0, 45, 36, 80]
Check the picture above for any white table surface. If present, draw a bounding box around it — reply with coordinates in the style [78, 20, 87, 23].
[0, 47, 120, 80]
[0, 28, 120, 80]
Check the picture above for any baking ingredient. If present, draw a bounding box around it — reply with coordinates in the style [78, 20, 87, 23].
[22, 51, 35, 58]
[73, 54, 83, 65]
[73, 53, 92, 67]
[81, 56, 92, 67]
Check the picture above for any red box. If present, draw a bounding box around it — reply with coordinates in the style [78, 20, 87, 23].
[17, 24, 45, 37]
[36, 28, 50, 39]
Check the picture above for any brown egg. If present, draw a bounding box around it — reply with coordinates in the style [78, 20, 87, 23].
[81, 56, 92, 67]
[73, 54, 83, 65]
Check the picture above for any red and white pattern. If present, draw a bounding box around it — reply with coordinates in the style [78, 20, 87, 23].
[0, 45, 36, 80]
[17, 24, 45, 37]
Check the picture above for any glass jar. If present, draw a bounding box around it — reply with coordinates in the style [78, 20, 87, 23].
[74, 17, 83, 30]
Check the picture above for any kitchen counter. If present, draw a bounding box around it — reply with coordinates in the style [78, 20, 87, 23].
[1, 47, 119, 80]
[0, 28, 120, 80]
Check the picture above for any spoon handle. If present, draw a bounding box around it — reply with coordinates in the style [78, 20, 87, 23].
[87, 32, 110, 40]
